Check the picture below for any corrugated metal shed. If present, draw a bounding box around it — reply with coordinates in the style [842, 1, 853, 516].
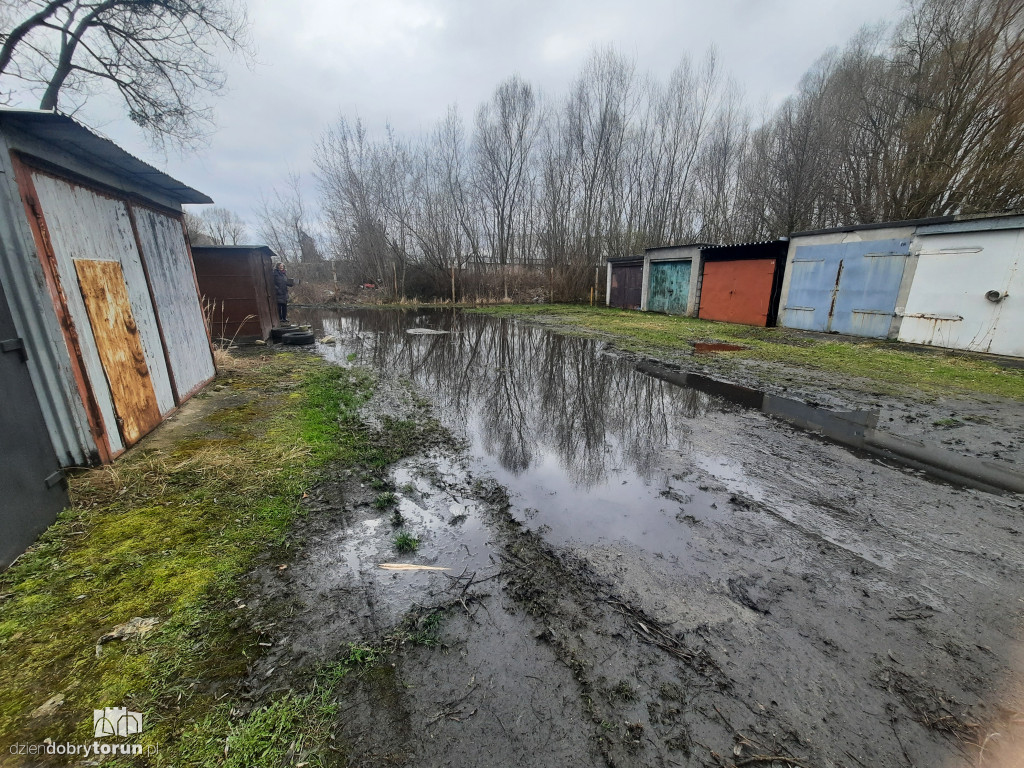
[192, 245, 278, 341]
[898, 215, 1024, 357]
[0, 108, 214, 472]
[697, 240, 789, 327]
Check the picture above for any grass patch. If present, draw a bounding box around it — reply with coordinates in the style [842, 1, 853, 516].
[0, 350, 427, 765]
[373, 491, 398, 509]
[471, 304, 1024, 401]
[393, 531, 420, 554]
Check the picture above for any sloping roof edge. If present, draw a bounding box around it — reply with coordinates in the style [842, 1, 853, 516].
[0, 109, 212, 205]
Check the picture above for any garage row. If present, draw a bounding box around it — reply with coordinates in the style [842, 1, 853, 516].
[606, 215, 1024, 358]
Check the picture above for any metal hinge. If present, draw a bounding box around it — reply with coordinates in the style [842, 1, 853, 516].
[1, 337, 27, 362]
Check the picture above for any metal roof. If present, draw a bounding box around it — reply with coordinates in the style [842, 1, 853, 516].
[644, 242, 716, 252]
[792, 211, 1024, 238]
[0, 109, 212, 205]
[191, 244, 279, 255]
[791, 216, 953, 237]
[915, 213, 1024, 236]
[701, 238, 789, 250]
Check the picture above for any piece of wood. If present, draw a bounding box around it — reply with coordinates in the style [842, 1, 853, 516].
[378, 563, 450, 571]
[74, 259, 161, 445]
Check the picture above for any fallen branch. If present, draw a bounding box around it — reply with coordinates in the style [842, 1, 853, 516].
[735, 756, 810, 767]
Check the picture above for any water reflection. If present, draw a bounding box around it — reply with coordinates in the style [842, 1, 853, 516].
[300, 308, 719, 490]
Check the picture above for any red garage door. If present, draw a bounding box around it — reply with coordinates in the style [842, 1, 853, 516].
[698, 259, 777, 326]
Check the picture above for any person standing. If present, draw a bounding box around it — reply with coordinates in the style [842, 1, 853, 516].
[273, 262, 292, 323]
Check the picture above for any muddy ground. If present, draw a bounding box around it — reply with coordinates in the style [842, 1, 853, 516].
[242, 308, 1023, 768]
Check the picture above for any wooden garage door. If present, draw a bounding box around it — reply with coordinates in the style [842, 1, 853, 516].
[75, 259, 162, 446]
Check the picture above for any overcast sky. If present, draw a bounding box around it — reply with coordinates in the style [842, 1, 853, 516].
[41, 0, 905, 235]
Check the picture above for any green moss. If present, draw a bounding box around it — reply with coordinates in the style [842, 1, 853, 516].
[0, 352, 395, 764]
[471, 305, 1024, 401]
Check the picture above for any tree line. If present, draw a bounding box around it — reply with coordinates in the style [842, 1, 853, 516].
[274, 0, 1021, 300]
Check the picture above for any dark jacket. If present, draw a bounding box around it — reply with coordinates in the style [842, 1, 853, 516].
[273, 268, 290, 302]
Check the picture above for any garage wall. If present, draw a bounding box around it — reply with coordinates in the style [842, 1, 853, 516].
[899, 226, 1023, 357]
[30, 172, 177, 454]
[133, 206, 214, 399]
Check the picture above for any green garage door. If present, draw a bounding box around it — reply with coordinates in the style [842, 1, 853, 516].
[648, 260, 691, 314]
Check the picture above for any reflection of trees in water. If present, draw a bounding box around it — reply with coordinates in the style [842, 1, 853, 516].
[321, 309, 710, 489]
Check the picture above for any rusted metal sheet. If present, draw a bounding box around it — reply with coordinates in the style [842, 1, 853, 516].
[698, 258, 777, 326]
[74, 259, 161, 446]
[132, 206, 215, 398]
[192, 246, 277, 341]
[2, 151, 104, 465]
[31, 172, 175, 429]
[899, 227, 1023, 356]
[0, 113, 212, 469]
[0, 277, 68, 568]
[647, 260, 691, 314]
[609, 262, 643, 309]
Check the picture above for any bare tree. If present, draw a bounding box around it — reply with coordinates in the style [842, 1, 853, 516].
[255, 173, 315, 263]
[0, 0, 250, 146]
[183, 210, 213, 244]
[200, 206, 247, 244]
[473, 76, 541, 296]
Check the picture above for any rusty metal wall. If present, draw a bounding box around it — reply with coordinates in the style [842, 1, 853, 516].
[609, 263, 643, 309]
[192, 247, 275, 341]
[133, 206, 215, 397]
[31, 172, 176, 451]
[0, 277, 68, 568]
[0, 141, 98, 466]
[899, 224, 1024, 357]
[698, 258, 777, 326]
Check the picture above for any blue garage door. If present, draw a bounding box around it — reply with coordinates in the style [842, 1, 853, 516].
[781, 244, 844, 332]
[781, 238, 910, 338]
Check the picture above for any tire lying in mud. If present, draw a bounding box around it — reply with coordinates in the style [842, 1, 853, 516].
[269, 326, 295, 342]
[281, 331, 315, 346]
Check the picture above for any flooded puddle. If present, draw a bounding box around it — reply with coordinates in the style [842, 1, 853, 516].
[296, 308, 748, 561]
[274, 307, 1024, 768]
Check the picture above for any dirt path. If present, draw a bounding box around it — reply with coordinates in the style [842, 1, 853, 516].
[231, 308, 1024, 768]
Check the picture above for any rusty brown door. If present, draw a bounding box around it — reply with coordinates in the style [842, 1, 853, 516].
[609, 264, 643, 309]
[74, 259, 162, 446]
[698, 259, 777, 326]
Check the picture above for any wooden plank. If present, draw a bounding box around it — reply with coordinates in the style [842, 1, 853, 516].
[74, 259, 161, 446]
[31, 172, 175, 419]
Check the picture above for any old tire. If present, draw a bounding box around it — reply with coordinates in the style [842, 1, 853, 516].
[282, 331, 315, 346]
[270, 326, 294, 342]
